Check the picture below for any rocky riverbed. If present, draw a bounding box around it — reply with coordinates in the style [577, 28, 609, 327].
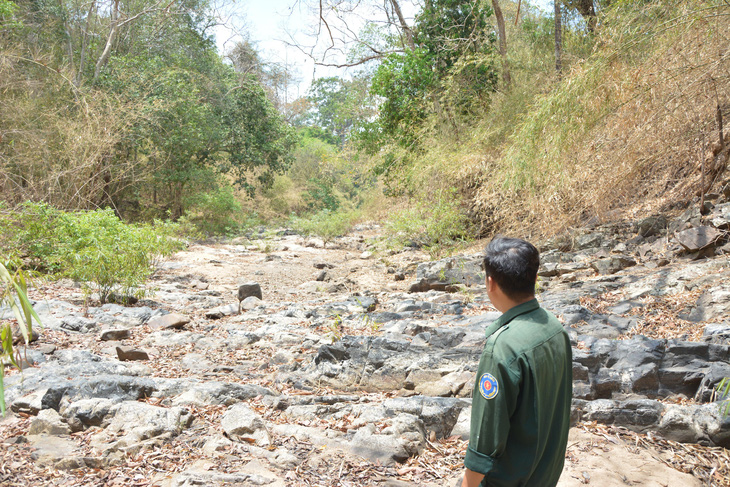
[2, 201, 730, 486]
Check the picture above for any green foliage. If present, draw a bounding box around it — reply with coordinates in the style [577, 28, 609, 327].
[0, 263, 41, 416]
[415, 0, 495, 73]
[304, 178, 340, 212]
[363, 48, 436, 153]
[183, 184, 245, 236]
[305, 75, 376, 147]
[383, 189, 471, 250]
[289, 209, 362, 243]
[0, 0, 17, 21]
[1, 203, 185, 303]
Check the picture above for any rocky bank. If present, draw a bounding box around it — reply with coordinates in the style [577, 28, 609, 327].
[1, 199, 730, 486]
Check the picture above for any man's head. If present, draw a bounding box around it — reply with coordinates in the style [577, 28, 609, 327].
[482, 237, 540, 301]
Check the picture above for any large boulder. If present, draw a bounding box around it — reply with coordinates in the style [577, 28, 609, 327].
[408, 257, 483, 293]
[221, 403, 270, 446]
[106, 401, 193, 444]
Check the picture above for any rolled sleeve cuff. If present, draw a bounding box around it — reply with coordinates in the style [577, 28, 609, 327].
[464, 446, 497, 475]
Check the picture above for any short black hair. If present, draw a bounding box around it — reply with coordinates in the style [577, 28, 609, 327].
[482, 236, 540, 299]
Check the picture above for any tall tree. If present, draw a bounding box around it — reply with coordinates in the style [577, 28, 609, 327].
[491, 0, 511, 87]
[555, 0, 563, 73]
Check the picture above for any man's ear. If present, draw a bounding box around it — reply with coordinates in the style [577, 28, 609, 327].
[487, 275, 497, 293]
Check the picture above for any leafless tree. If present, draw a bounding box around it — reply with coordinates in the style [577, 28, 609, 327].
[284, 0, 421, 69]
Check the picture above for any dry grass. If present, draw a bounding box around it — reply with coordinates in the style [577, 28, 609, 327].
[461, 0, 730, 239]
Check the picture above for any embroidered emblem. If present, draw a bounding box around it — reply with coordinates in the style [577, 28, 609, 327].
[479, 373, 499, 400]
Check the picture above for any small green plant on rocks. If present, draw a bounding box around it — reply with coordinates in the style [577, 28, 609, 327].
[0, 262, 41, 416]
[716, 378, 730, 417]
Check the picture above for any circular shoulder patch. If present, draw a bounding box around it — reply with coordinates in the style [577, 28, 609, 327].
[479, 373, 499, 400]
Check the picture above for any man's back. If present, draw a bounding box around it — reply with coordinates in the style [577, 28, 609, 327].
[465, 299, 572, 487]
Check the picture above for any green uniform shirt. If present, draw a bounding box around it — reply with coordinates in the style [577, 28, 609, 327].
[465, 298, 572, 487]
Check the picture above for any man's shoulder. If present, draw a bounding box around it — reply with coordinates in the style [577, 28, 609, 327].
[491, 306, 566, 354]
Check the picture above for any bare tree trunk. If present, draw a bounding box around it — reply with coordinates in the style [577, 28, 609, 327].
[491, 0, 511, 88]
[76, 0, 96, 86]
[61, 13, 76, 77]
[93, 0, 120, 83]
[555, 0, 563, 74]
[389, 0, 416, 50]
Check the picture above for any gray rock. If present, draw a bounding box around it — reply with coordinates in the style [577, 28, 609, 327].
[116, 346, 149, 361]
[205, 303, 239, 319]
[27, 434, 80, 467]
[409, 257, 483, 293]
[658, 404, 730, 447]
[383, 397, 470, 439]
[576, 399, 666, 430]
[29, 409, 72, 436]
[60, 316, 97, 333]
[574, 232, 604, 250]
[99, 328, 131, 341]
[221, 403, 270, 446]
[170, 381, 273, 407]
[687, 284, 730, 322]
[591, 255, 636, 275]
[60, 398, 120, 431]
[88, 304, 160, 328]
[349, 413, 425, 464]
[675, 226, 722, 252]
[637, 215, 668, 237]
[238, 282, 263, 302]
[703, 322, 730, 342]
[106, 401, 193, 443]
[147, 313, 190, 330]
[171, 471, 277, 487]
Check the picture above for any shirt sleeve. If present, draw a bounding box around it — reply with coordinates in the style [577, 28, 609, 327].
[464, 342, 522, 475]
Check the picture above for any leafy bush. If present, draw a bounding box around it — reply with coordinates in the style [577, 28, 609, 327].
[383, 189, 472, 251]
[289, 209, 362, 243]
[1, 203, 185, 303]
[184, 185, 245, 236]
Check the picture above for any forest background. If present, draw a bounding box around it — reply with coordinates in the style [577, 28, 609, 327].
[0, 0, 729, 274]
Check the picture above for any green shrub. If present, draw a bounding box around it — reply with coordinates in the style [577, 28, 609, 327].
[383, 189, 471, 251]
[290, 209, 361, 243]
[1, 203, 186, 303]
[184, 185, 244, 236]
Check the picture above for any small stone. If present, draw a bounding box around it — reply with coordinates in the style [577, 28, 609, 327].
[313, 261, 334, 269]
[116, 346, 149, 361]
[147, 314, 190, 331]
[360, 251, 373, 259]
[237, 282, 263, 302]
[240, 296, 262, 311]
[38, 344, 56, 354]
[11, 324, 40, 345]
[99, 329, 131, 341]
[315, 270, 328, 282]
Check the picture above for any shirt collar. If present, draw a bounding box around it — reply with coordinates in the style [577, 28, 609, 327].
[484, 298, 540, 337]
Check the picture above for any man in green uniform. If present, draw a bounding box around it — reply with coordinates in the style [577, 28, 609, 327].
[459, 237, 572, 487]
